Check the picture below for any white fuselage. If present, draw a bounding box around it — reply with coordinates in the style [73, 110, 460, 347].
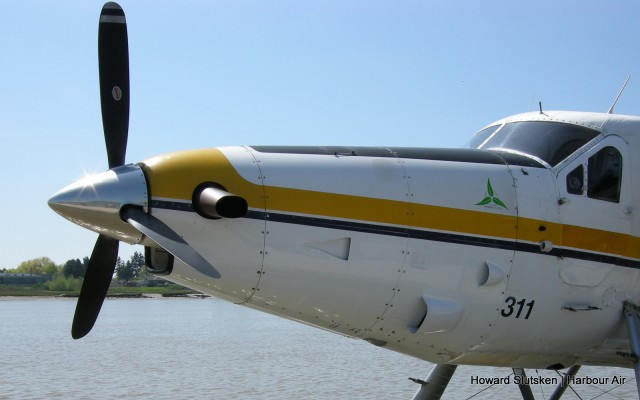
[133, 111, 640, 370]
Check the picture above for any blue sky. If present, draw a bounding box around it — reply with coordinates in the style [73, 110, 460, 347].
[1, 0, 639, 268]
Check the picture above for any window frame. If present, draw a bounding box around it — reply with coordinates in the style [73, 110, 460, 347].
[556, 135, 627, 205]
[479, 121, 600, 167]
[586, 146, 623, 203]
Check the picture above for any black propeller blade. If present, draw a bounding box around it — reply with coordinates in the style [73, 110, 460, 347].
[99, 1, 129, 169]
[71, 2, 129, 339]
[69, 2, 221, 339]
[123, 207, 221, 279]
[72, 235, 120, 339]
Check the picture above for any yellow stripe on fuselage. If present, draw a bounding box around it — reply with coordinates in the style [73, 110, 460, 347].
[140, 148, 640, 262]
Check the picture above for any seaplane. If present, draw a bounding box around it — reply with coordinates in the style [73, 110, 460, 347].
[48, 3, 640, 399]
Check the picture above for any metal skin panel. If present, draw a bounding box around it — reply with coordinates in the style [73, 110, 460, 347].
[376, 160, 518, 363]
[250, 150, 410, 337]
[246, 149, 414, 202]
[480, 251, 626, 368]
[150, 208, 266, 303]
[141, 148, 266, 303]
[252, 223, 408, 337]
[464, 166, 567, 367]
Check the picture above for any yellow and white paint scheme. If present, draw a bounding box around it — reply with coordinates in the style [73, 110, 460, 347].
[46, 4, 640, 398]
[81, 109, 636, 372]
[49, 108, 640, 398]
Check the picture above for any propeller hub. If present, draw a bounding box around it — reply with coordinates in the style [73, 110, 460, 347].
[48, 164, 148, 244]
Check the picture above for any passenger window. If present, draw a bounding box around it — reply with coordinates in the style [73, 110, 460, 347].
[566, 165, 584, 195]
[587, 146, 622, 203]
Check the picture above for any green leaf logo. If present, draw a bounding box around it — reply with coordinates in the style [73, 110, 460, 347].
[475, 179, 508, 210]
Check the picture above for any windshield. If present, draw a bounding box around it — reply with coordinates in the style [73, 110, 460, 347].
[469, 125, 501, 149]
[478, 121, 600, 166]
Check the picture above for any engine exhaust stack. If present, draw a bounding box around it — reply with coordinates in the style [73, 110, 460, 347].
[193, 184, 248, 219]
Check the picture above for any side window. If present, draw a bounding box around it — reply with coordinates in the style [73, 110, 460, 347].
[566, 165, 584, 195]
[587, 146, 622, 203]
[564, 146, 623, 203]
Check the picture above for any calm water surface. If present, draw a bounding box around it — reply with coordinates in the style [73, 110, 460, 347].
[0, 297, 636, 399]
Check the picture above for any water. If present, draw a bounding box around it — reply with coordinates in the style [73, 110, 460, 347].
[0, 297, 636, 400]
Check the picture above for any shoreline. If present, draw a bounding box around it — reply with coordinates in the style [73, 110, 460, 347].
[0, 286, 201, 298]
[0, 293, 210, 301]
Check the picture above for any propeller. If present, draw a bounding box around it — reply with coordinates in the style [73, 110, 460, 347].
[72, 235, 119, 339]
[122, 207, 221, 279]
[66, 2, 221, 339]
[71, 2, 130, 340]
[99, 1, 129, 169]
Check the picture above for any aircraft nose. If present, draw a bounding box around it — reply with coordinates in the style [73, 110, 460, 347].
[48, 164, 148, 244]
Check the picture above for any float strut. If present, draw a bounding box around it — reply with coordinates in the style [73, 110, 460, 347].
[410, 364, 457, 400]
[512, 368, 535, 400]
[623, 301, 640, 397]
[548, 365, 581, 400]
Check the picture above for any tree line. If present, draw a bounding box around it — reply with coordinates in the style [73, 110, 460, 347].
[1, 252, 147, 290]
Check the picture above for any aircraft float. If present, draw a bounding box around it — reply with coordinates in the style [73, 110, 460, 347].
[48, 3, 640, 399]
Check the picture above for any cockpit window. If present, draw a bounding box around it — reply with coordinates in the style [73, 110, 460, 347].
[479, 121, 600, 166]
[564, 146, 623, 203]
[469, 125, 501, 149]
[566, 165, 584, 195]
[588, 146, 622, 203]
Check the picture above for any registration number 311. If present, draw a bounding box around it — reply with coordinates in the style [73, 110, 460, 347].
[500, 296, 535, 319]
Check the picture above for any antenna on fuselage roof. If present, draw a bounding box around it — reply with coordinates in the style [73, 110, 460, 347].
[607, 75, 631, 114]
